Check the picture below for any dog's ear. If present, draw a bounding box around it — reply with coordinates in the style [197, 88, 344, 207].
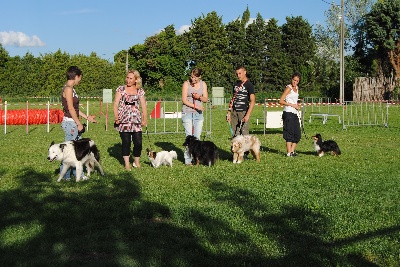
[59, 143, 66, 152]
[50, 141, 55, 147]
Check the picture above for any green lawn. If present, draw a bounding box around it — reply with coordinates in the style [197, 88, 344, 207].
[0, 103, 399, 266]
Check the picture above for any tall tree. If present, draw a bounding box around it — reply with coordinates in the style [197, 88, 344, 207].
[264, 18, 292, 93]
[244, 13, 268, 93]
[189, 11, 231, 89]
[281, 16, 316, 91]
[226, 7, 250, 68]
[366, 0, 400, 80]
[128, 25, 190, 98]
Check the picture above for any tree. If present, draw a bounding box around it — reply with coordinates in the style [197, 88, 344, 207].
[0, 43, 9, 68]
[127, 25, 190, 99]
[244, 13, 268, 93]
[189, 11, 231, 89]
[366, 0, 400, 80]
[264, 18, 291, 93]
[281, 16, 316, 91]
[226, 7, 250, 69]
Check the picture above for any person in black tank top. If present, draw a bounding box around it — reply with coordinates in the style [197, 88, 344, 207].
[60, 66, 97, 179]
[226, 66, 255, 137]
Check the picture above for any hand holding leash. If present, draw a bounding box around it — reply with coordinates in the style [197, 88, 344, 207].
[75, 123, 87, 141]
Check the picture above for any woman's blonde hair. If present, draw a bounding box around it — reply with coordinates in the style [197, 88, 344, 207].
[128, 69, 142, 88]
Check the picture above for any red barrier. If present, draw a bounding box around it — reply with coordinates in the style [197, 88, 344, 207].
[0, 109, 64, 125]
[150, 101, 161, 119]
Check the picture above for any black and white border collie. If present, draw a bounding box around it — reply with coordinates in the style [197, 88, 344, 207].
[47, 138, 104, 182]
[312, 133, 341, 157]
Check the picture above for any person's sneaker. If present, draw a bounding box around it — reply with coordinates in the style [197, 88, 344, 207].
[290, 152, 298, 157]
[287, 153, 292, 157]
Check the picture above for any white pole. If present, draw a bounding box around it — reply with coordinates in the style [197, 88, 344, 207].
[339, 0, 345, 103]
[4, 101, 7, 134]
[47, 101, 50, 133]
[86, 100, 89, 131]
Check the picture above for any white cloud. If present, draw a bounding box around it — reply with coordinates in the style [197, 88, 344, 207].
[0, 31, 46, 47]
[245, 18, 270, 28]
[176, 25, 190, 35]
[155, 24, 191, 36]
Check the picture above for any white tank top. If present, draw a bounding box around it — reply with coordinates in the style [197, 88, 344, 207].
[283, 84, 299, 114]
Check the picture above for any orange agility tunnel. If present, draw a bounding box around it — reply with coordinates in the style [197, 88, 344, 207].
[0, 109, 64, 125]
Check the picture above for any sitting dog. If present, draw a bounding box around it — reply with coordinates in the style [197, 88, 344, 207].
[47, 138, 105, 182]
[146, 148, 177, 168]
[183, 135, 218, 166]
[231, 135, 261, 163]
[312, 133, 341, 157]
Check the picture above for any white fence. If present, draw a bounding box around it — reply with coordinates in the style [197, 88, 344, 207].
[1, 100, 213, 139]
[342, 101, 389, 129]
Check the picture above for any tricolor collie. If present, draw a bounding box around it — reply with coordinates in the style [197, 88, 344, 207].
[231, 135, 261, 163]
[47, 138, 104, 182]
[312, 133, 341, 157]
[183, 135, 218, 166]
[146, 148, 177, 168]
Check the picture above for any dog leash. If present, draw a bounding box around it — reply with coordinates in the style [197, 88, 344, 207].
[75, 123, 87, 141]
[297, 107, 308, 139]
[228, 122, 234, 137]
[232, 120, 245, 137]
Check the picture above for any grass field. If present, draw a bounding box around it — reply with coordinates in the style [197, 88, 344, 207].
[0, 102, 399, 266]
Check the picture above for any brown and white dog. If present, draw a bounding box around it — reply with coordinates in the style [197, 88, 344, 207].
[146, 148, 177, 168]
[231, 135, 261, 163]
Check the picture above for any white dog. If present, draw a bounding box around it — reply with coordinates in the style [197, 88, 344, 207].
[146, 148, 177, 168]
[231, 135, 261, 163]
[47, 138, 104, 182]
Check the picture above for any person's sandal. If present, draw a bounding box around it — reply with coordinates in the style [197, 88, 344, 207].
[132, 163, 140, 168]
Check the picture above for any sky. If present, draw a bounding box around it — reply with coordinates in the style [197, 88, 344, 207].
[0, 0, 337, 61]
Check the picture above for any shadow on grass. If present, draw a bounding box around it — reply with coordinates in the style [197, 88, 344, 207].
[154, 141, 185, 162]
[0, 168, 216, 266]
[0, 169, 398, 266]
[107, 143, 125, 166]
[205, 180, 400, 266]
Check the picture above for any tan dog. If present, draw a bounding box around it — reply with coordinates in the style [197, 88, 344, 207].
[231, 135, 261, 163]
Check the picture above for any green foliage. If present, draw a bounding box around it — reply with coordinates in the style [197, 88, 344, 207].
[189, 11, 232, 89]
[244, 13, 268, 93]
[282, 16, 316, 69]
[264, 18, 292, 92]
[365, 0, 400, 78]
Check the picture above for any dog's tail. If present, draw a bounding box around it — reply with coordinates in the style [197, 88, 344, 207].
[210, 145, 219, 166]
[90, 144, 101, 162]
[335, 146, 341, 156]
[169, 150, 178, 159]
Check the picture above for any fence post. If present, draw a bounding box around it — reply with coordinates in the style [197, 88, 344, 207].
[4, 101, 7, 134]
[47, 101, 50, 133]
[26, 101, 29, 134]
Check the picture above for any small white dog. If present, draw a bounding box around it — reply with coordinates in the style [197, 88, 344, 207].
[146, 148, 177, 168]
[231, 135, 261, 163]
[47, 138, 104, 182]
